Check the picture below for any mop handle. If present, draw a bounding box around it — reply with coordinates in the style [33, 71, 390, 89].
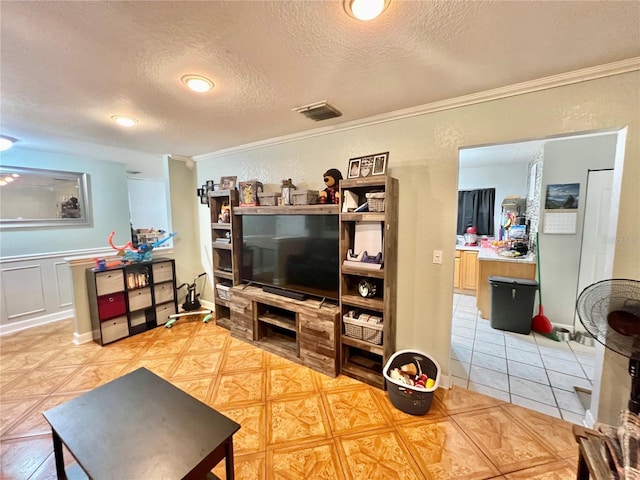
[536, 232, 542, 305]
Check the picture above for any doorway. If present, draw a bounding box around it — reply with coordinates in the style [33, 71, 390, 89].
[450, 130, 621, 424]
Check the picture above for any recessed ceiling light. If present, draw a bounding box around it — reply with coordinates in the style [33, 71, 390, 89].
[344, 0, 390, 21]
[0, 135, 17, 151]
[181, 75, 214, 93]
[111, 115, 138, 127]
[4, 177, 15, 183]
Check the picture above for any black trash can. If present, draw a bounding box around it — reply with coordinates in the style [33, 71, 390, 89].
[488, 276, 538, 334]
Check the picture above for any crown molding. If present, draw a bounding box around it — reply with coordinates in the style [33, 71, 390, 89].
[193, 57, 640, 162]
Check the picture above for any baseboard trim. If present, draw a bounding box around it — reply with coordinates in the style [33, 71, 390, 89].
[0, 310, 73, 336]
[439, 374, 452, 389]
[73, 331, 94, 345]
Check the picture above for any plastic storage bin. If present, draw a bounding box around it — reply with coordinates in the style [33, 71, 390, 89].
[488, 276, 538, 334]
[383, 349, 441, 415]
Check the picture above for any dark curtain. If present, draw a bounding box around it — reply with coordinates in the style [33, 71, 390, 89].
[457, 188, 495, 235]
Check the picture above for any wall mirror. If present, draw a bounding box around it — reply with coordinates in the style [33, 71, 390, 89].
[0, 165, 91, 229]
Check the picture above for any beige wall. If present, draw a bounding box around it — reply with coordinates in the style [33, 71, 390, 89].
[191, 71, 639, 424]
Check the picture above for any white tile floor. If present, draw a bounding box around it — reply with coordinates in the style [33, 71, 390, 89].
[451, 293, 596, 424]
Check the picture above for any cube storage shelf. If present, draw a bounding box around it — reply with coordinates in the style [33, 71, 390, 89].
[86, 258, 178, 345]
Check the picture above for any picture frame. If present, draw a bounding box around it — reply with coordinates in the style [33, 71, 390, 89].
[348, 158, 361, 179]
[545, 183, 579, 209]
[219, 176, 237, 190]
[239, 180, 263, 207]
[372, 153, 388, 176]
[199, 185, 209, 205]
[347, 152, 389, 178]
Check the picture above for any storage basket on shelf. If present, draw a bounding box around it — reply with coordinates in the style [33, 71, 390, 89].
[215, 284, 231, 301]
[343, 314, 383, 345]
[291, 190, 319, 205]
[365, 192, 386, 212]
[383, 349, 441, 415]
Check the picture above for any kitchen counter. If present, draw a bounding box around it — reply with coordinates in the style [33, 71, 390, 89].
[475, 247, 537, 319]
[455, 245, 481, 252]
[477, 247, 536, 264]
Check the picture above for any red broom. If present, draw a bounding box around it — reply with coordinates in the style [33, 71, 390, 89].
[531, 233, 559, 340]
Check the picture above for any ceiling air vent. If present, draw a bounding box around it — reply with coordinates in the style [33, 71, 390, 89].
[292, 101, 342, 121]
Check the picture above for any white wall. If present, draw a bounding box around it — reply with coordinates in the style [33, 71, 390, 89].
[458, 163, 529, 238]
[539, 134, 618, 326]
[128, 178, 170, 233]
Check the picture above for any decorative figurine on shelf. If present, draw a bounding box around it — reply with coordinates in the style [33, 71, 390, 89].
[281, 179, 296, 205]
[319, 168, 343, 204]
[218, 203, 231, 223]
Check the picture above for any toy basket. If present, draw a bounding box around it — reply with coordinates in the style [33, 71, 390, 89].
[383, 349, 441, 415]
[365, 192, 386, 212]
[343, 315, 383, 345]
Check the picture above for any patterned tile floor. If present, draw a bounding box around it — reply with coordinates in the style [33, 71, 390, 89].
[1, 317, 580, 479]
[451, 293, 596, 424]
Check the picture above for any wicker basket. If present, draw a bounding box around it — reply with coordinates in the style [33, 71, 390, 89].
[365, 192, 386, 212]
[343, 315, 383, 345]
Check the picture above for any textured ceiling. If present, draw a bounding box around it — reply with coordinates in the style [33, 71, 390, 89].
[1, 1, 639, 177]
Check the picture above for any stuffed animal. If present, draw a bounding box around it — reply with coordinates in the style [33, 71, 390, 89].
[319, 168, 343, 204]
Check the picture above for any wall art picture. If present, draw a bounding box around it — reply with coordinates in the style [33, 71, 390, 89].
[347, 152, 389, 179]
[348, 158, 361, 179]
[545, 183, 580, 209]
[220, 176, 237, 190]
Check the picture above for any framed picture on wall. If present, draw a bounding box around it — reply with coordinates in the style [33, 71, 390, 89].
[220, 176, 237, 190]
[545, 183, 579, 209]
[347, 159, 361, 179]
[199, 185, 209, 205]
[348, 152, 389, 178]
[372, 152, 388, 176]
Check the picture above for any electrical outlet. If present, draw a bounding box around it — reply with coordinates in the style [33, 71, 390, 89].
[432, 250, 443, 264]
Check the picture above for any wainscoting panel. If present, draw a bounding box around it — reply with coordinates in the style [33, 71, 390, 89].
[54, 261, 73, 307]
[1, 265, 46, 318]
[0, 248, 108, 335]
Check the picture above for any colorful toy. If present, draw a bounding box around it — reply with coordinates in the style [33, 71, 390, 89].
[388, 361, 434, 390]
[107, 231, 177, 263]
[319, 168, 343, 204]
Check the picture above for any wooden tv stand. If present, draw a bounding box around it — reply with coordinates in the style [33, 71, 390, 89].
[228, 285, 340, 377]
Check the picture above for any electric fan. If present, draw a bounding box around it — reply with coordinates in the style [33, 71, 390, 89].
[576, 279, 640, 414]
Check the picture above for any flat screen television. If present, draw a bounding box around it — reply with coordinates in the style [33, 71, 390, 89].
[240, 214, 339, 300]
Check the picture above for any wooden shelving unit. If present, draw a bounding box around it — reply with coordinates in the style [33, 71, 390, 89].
[229, 285, 340, 377]
[209, 189, 241, 329]
[339, 176, 398, 389]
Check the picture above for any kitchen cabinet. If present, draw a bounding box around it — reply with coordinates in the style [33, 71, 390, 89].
[461, 251, 478, 291]
[454, 248, 478, 295]
[454, 251, 461, 289]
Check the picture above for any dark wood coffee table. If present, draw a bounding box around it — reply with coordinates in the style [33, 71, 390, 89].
[43, 367, 240, 479]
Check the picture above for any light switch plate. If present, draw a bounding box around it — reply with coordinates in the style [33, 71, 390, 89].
[433, 250, 443, 264]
